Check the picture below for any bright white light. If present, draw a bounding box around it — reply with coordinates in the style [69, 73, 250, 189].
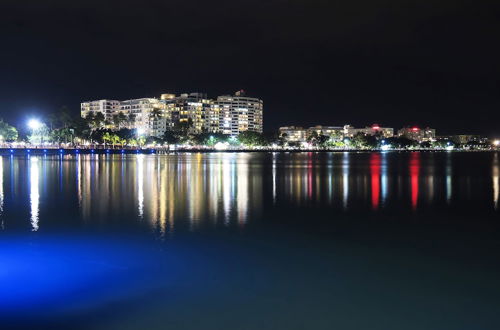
[28, 119, 42, 130]
[446, 145, 454, 151]
[381, 145, 391, 151]
[214, 142, 229, 150]
[494, 140, 500, 146]
[136, 127, 146, 135]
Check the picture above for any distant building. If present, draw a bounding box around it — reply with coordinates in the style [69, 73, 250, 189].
[308, 126, 344, 140]
[80, 100, 120, 122]
[161, 93, 215, 134]
[279, 124, 393, 144]
[120, 98, 164, 135]
[216, 90, 263, 135]
[279, 126, 307, 142]
[398, 126, 436, 142]
[448, 135, 486, 145]
[81, 90, 263, 137]
[344, 124, 394, 138]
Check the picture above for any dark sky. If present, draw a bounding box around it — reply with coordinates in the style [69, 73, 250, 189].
[0, 0, 499, 135]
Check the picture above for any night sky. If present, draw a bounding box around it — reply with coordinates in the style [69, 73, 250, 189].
[1, 0, 499, 135]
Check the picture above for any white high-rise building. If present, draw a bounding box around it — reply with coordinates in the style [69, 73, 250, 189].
[216, 90, 263, 135]
[119, 98, 165, 135]
[81, 90, 264, 137]
[80, 100, 120, 122]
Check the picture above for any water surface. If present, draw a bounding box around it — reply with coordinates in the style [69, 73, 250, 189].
[1, 152, 500, 329]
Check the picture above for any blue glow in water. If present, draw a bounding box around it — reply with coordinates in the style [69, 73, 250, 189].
[27, 149, 30, 153]
[0, 234, 179, 320]
[43, 149, 47, 153]
[10, 149, 13, 153]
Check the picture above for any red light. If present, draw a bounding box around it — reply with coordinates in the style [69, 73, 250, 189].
[411, 127, 419, 131]
[372, 124, 380, 130]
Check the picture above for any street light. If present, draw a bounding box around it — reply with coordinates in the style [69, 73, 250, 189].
[28, 119, 42, 130]
[27, 119, 43, 146]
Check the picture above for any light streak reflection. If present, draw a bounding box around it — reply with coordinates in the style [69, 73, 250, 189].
[493, 153, 499, 210]
[30, 157, 40, 231]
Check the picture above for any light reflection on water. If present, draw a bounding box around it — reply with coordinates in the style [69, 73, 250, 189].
[29, 156, 39, 231]
[494, 153, 499, 210]
[0, 152, 498, 233]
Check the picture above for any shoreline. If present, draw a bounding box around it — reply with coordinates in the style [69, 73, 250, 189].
[0, 147, 497, 155]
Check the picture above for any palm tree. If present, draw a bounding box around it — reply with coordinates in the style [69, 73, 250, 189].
[102, 132, 113, 147]
[110, 134, 121, 148]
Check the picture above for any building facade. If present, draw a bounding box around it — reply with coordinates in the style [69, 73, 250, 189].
[279, 126, 308, 142]
[398, 127, 436, 142]
[343, 124, 394, 138]
[279, 124, 394, 144]
[80, 100, 120, 122]
[216, 91, 264, 135]
[81, 90, 264, 137]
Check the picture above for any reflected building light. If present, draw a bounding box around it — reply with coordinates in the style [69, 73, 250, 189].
[409, 152, 420, 211]
[222, 156, 231, 225]
[237, 161, 249, 226]
[342, 152, 349, 210]
[272, 153, 277, 203]
[446, 154, 452, 204]
[328, 162, 333, 203]
[159, 162, 168, 237]
[30, 157, 40, 231]
[137, 154, 144, 219]
[208, 160, 220, 225]
[381, 153, 388, 206]
[307, 154, 313, 199]
[77, 154, 82, 209]
[0, 156, 3, 230]
[493, 153, 499, 210]
[427, 161, 435, 205]
[370, 153, 381, 210]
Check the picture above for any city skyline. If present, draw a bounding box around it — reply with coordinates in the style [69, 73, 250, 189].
[1, 1, 499, 135]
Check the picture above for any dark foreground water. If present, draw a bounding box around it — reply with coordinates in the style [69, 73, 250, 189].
[1, 152, 500, 329]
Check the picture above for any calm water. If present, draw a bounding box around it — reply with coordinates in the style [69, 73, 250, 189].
[1, 152, 500, 329]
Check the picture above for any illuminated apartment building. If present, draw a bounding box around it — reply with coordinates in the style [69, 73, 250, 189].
[119, 98, 165, 135]
[80, 100, 120, 122]
[81, 90, 263, 136]
[343, 124, 394, 138]
[161, 93, 216, 134]
[279, 126, 308, 142]
[398, 126, 436, 142]
[216, 90, 263, 135]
